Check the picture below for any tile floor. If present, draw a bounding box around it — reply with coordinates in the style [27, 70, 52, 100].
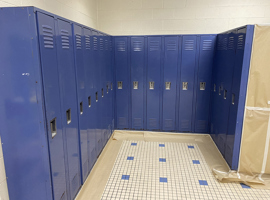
[101, 141, 270, 200]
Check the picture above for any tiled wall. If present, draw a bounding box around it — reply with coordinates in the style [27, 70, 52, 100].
[0, 0, 98, 28]
[97, 0, 270, 35]
[0, 137, 9, 200]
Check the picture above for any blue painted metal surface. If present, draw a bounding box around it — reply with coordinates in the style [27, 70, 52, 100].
[163, 36, 179, 131]
[147, 36, 162, 130]
[130, 37, 145, 130]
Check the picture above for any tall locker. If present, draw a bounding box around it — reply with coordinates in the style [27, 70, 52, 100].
[115, 37, 129, 129]
[130, 37, 145, 130]
[37, 12, 68, 200]
[56, 18, 81, 199]
[163, 36, 179, 131]
[147, 37, 162, 130]
[194, 36, 215, 133]
[179, 36, 197, 132]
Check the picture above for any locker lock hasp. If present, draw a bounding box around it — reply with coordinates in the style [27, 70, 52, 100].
[165, 82, 171, 90]
[149, 81, 154, 90]
[133, 81, 138, 89]
[200, 82, 206, 90]
[118, 81, 123, 89]
[182, 82, 188, 90]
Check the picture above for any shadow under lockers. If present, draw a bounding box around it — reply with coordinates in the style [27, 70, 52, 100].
[114, 35, 216, 133]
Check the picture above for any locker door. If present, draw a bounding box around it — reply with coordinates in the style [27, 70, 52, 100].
[147, 37, 162, 130]
[115, 37, 129, 129]
[194, 36, 216, 133]
[131, 37, 145, 130]
[179, 36, 197, 132]
[73, 24, 89, 183]
[37, 12, 68, 200]
[56, 18, 81, 199]
[163, 36, 179, 131]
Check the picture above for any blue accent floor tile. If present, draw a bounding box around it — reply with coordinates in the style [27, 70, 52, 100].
[159, 144, 165, 147]
[131, 143, 137, 146]
[127, 156, 134, 160]
[159, 158, 166, 162]
[199, 180, 208, 186]
[160, 177, 167, 183]
[192, 160, 200, 164]
[240, 183, 251, 189]
[121, 175, 130, 180]
[188, 145, 194, 149]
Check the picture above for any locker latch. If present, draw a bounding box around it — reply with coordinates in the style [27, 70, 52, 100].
[182, 82, 188, 90]
[118, 81, 123, 89]
[96, 92, 98, 102]
[111, 83, 113, 90]
[149, 81, 154, 90]
[219, 86, 223, 95]
[232, 93, 235, 105]
[133, 81, 138, 89]
[165, 82, 171, 90]
[102, 88, 104, 97]
[66, 109, 71, 124]
[50, 118, 57, 138]
[80, 102, 83, 114]
[88, 96, 91, 107]
[224, 89, 227, 99]
[200, 82, 206, 90]
[214, 84, 216, 92]
[107, 84, 109, 93]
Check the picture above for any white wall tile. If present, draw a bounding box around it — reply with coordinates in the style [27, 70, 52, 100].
[153, 9, 174, 20]
[164, 0, 186, 9]
[0, 0, 21, 5]
[142, 0, 163, 9]
[174, 8, 198, 19]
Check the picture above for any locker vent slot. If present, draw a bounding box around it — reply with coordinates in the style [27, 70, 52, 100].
[164, 119, 173, 128]
[197, 120, 207, 130]
[66, 109, 71, 124]
[232, 93, 235, 105]
[181, 120, 190, 129]
[85, 35, 91, 50]
[133, 40, 143, 51]
[182, 82, 188, 90]
[166, 40, 177, 51]
[61, 29, 70, 49]
[80, 102, 83, 115]
[149, 41, 160, 51]
[202, 40, 212, 51]
[200, 82, 206, 90]
[217, 37, 227, 50]
[100, 38, 104, 50]
[133, 81, 138, 89]
[117, 41, 126, 51]
[214, 84, 216, 92]
[102, 88, 104, 97]
[133, 118, 142, 127]
[42, 25, 54, 49]
[60, 192, 66, 200]
[75, 34, 82, 49]
[118, 117, 127, 126]
[105, 39, 109, 51]
[228, 36, 234, 50]
[237, 35, 244, 49]
[88, 96, 91, 107]
[110, 40, 113, 51]
[93, 37, 98, 50]
[149, 82, 154, 90]
[71, 173, 79, 192]
[118, 81, 123, 89]
[50, 118, 57, 138]
[96, 92, 98, 102]
[165, 82, 171, 90]
[224, 89, 227, 99]
[184, 40, 194, 51]
[149, 118, 157, 128]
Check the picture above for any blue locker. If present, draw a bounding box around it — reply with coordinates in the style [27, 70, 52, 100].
[37, 12, 68, 200]
[163, 36, 179, 131]
[130, 37, 145, 130]
[56, 18, 81, 199]
[194, 35, 216, 133]
[115, 37, 129, 129]
[179, 36, 197, 132]
[147, 36, 162, 130]
[73, 24, 89, 182]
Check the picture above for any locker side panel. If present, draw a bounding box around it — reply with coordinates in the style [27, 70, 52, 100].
[194, 35, 216, 133]
[115, 37, 129, 129]
[131, 37, 145, 130]
[56, 18, 81, 199]
[179, 36, 197, 132]
[147, 37, 162, 130]
[163, 36, 179, 131]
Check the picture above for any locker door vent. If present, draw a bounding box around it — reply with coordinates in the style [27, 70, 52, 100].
[149, 118, 157, 128]
[60, 192, 66, 200]
[164, 119, 173, 128]
[202, 40, 212, 51]
[105, 39, 109, 51]
[149, 41, 160, 51]
[61, 29, 70, 49]
[85, 35, 91, 50]
[71, 173, 79, 192]
[181, 120, 190, 129]
[237, 35, 244, 50]
[42, 25, 54, 49]
[117, 41, 126, 51]
[93, 37, 98, 50]
[228, 36, 234, 50]
[100, 38, 104, 51]
[133, 40, 143, 51]
[166, 40, 177, 51]
[110, 40, 113, 51]
[133, 118, 142, 127]
[184, 40, 194, 51]
[197, 120, 207, 131]
[118, 117, 127, 126]
[217, 37, 227, 50]
[75, 34, 82, 49]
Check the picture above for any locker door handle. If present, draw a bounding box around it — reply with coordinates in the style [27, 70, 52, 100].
[133, 81, 138, 89]
[88, 96, 91, 107]
[165, 82, 171, 90]
[50, 118, 57, 138]
[149, 81, 154, 90]
[102, 88, 104, 97]
[66, 109, 71, 124]
[96, 92, 98, 102]
[80, 102, 83, 115]
[118, 81, 123, 89]
[232, 93, 235, 105]
[224, 90, 227, 99]
[182, 82, 188, 90]
[200, 82, 206, 90]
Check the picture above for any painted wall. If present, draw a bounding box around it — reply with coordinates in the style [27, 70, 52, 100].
[97, 0, 270, 35]
[0, 0, 98, 28]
